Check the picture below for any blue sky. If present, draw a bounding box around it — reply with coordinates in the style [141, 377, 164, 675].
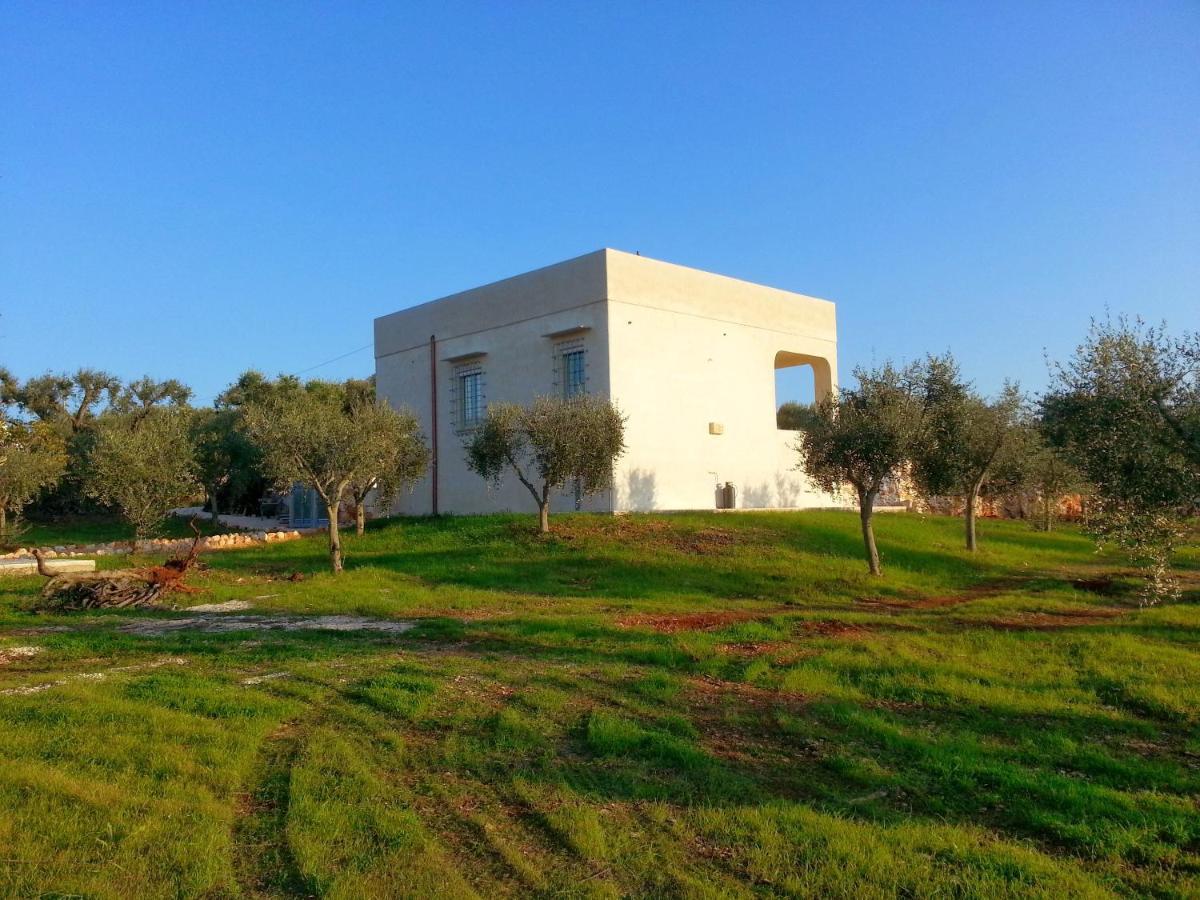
[2, 1, 1197, 406]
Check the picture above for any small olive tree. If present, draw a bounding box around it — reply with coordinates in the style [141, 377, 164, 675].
[910, 356, 1026, 552]
[798, 362, 922, 576]
[465, 395, 626, 533]
[1014, 424, 1087, 532]
[346, 400, 428, 536]
[0, 420, 67, 540]
[86, 408, 200, 542]
[244, 382, 427, 572]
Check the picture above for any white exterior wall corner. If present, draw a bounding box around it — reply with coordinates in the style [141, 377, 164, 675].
[374, 249, 842, 517]
[601, 249, 840, 513]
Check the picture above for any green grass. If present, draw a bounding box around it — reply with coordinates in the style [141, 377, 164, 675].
[7, 513, 230, 549]
[1, 509, 1197, 898]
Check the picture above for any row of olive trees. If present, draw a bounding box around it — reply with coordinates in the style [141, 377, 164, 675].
[1, 362, 627, 573]
[799, 355, 1054, 576]
[0, 369, 431, 574]
[801, 319, 1197, 603]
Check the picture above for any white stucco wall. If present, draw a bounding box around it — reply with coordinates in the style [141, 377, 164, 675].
[603, 251, 839, 511]
[373, 249, 841, 516]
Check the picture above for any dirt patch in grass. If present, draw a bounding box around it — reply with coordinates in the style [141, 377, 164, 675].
[689, 674, 807, 707]
[1072, 576, 1119, 595]
[862, 578, 1026, 611]
[715, 641, 786, 656]
[796, 619, 872, 638]
[972, 608, 1126, 631]
[617, 610, 762, 633]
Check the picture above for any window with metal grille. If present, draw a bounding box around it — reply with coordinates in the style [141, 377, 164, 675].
[455, 366, 484, 429]
[561, 348, 586, 398]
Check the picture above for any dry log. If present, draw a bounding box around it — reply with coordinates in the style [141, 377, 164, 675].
[33, 519, 206, 611]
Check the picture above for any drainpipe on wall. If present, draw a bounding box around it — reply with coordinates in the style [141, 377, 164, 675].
[429, 334, 439, 516]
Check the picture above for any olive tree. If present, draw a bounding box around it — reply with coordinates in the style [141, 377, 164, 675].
[1042, 317, 1199, 602]
[346, 400, 427, 536]
[190, 408, 248, 523]
[1013, 424, 1087, 532]
[243, 381, 427, 572]
[86, 407, 200, 542]
[910, 356, 1026, 552]
[0, 420, 67, 540]
[465, 395, 626, 533]
[797, 362, 923, 575]
[1, 369, 122, 516]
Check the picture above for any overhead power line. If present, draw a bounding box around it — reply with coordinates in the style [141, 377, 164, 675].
[294, 343, 373, 376]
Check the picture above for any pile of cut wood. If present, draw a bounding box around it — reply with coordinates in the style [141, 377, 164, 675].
[34, 521, 205, 611]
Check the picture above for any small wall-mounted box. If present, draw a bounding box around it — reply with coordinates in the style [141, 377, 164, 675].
[708, 422, 724, 435]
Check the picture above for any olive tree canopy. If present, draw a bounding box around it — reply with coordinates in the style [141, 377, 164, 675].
[1042, 317, 1200, 602]
[345, 398, 427, 536]
[465, 395, 626, 533]
[0, 420, 67, 540]
[86, 407, 200, 541]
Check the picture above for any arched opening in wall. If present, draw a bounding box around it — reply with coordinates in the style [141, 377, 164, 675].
[774, 352, 832, 431]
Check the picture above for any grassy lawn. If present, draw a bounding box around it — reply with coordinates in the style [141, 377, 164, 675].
[0, 510, 1197, 898]
[7, 514, 230, 549]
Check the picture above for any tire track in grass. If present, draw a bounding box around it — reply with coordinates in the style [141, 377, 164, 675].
[232, 720, 315, 898]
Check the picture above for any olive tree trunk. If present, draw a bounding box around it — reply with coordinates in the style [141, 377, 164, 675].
[964, 481, 982, 552]
[355, 498, 366, 537]
[857, 487, 881, 576]
[1041, 484, 1054, 533]
[538, 488, 550, 534]
[326, 501, 343, 573]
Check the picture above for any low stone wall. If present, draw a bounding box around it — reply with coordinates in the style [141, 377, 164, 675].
[0, 529, 310, 561]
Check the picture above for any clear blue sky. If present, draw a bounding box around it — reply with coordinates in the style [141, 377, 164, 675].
[2, 1, 1197, 406]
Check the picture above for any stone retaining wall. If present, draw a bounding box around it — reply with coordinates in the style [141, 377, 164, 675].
[0, 529, 311, 561]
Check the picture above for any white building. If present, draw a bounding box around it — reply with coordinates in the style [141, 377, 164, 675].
[373, 249, 839, 515]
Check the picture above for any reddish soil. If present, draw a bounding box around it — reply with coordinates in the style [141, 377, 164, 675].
[795, 619, 871, 638]
[970, 607, 1126, 631]
[861, 578, 1023, 611]
[689, 674, 807, 706]
[617, 610, 762, 633]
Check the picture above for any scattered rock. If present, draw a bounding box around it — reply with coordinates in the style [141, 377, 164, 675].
[0, 655, 187, 696]
[0, 646, 43, 665]
[241, 671, 290, 685]
[184, 599, 254, 613]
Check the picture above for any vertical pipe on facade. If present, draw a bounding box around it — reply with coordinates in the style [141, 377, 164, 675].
[429, 334, 439, 515]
